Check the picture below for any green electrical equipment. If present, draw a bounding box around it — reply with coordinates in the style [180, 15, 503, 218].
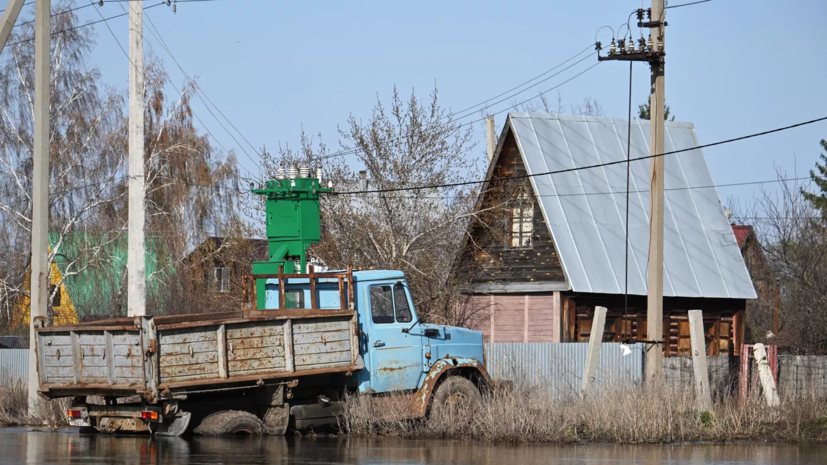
[251, 166, 331, 309]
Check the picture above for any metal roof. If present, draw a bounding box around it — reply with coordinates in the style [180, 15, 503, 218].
[507, 113, 756, 299]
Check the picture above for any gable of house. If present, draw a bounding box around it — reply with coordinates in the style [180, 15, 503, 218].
[456, 129, 566, 292]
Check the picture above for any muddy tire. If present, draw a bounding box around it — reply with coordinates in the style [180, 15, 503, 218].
[430, 376, 481, 417]
[193, 410, 264, 436]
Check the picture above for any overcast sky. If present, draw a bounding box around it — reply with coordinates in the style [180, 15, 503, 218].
[54, 0, 827, 214]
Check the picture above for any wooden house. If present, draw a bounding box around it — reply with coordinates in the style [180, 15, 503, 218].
[454, 113, 756, 356]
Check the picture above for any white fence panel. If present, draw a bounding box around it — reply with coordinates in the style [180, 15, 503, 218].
[0, 349, 28, 383]
[485, 342, 645, 396]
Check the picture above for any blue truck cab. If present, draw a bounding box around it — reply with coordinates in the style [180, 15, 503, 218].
[263, 269, 488, 398]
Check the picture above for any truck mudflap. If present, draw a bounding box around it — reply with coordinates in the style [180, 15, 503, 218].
[412, 357, 492, 417]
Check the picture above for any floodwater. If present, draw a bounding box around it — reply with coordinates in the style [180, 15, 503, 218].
[0, 428, 825, 465]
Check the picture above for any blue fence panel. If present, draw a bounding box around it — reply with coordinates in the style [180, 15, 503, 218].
[484, 342, 645, 395]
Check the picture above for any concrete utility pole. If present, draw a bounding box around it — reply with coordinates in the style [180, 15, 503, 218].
[127, 0, 146, 317]
[28, 0, 50, 412]
[645, 0, 666, 385]
[581, 306, 607, 397]
[0, 0, 25, 52]
[688, 310, 712, 411]
[595, 0, 667, 384]
[486, 116, 496, 163]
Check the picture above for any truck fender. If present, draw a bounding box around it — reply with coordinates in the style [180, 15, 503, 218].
[413, 357, 492, 417]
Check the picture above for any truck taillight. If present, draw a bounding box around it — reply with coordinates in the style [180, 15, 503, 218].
[67, 409, 82, 418]
[141, 411, 159, 421]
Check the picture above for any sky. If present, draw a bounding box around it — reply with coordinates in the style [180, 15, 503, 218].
[27, 0, 827, 215]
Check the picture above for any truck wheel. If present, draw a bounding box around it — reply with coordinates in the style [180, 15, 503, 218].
[193, 411, 264, 436]
[430, 376, 481, 416]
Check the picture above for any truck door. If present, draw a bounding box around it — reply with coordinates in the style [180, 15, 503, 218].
[367, 281, 423, 392]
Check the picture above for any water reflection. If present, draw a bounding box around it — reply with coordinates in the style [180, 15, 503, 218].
[0, 429, 824, 465]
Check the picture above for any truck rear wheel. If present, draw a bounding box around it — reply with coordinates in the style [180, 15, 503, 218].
[193, 411, 265, 436]
[430, 376, 481, 417]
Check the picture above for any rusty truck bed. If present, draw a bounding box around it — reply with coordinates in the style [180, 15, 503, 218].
[35, 269, 359, 402]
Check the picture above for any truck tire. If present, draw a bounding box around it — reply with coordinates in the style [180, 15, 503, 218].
[430, 376, 481, 416]
[193, 410, 265, 436]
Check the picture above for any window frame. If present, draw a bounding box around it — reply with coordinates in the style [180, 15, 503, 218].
[508, 188, 534, 249]
[392, 282, 413, 323]
[369, 285, 395, 324]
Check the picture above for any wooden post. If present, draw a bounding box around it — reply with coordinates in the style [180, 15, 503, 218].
[278, 266, 286, 310]
[688, 310, 713, 411]
[308, 265, 318, 310]
[581, 306, 607, 397]
[753, 343, 780, 407]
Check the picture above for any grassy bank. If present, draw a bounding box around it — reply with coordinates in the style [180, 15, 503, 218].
[340, 383, 827, 444]
[0, 379, 69, 428]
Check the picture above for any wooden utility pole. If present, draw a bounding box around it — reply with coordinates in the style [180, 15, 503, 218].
[127, 0, 146, 317]
[596, 0, 667, 385]
[28, 0, 50, 411]
[486, 116, 496, 163]
[645, 0, 666, 385]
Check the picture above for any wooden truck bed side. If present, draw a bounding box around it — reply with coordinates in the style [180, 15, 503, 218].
[36, 269, 359, 401]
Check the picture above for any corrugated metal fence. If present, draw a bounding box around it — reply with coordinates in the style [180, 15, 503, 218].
[0, 349, 28, 383]
[485, 343, 645, 395]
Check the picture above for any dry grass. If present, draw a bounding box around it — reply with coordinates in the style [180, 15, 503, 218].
[340, 381, 827, 443]
[0, 378, 70, 428]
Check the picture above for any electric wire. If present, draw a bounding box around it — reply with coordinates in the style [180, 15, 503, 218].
[91, 1, 259, 181]
[138, 6, 263, 175]
[318, 60, 602, 160]
[3, 2, 166, 49]
[12, 2, 95, 29]
[446, 44, 594, 120]
[666, 0, 712, 9]
[329, 115, 827, 195]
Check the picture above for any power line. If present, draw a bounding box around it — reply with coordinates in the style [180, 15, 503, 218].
[4, 2, 166, 49]
[666, 0, 712, 9]
[13, 3, 95, 29]
[318, 60, 602, 161]
[329, 115, 827, 195]
[139, 7, 262, 173]
[446, 44, 594, 120]
[91, 1, 259, 181]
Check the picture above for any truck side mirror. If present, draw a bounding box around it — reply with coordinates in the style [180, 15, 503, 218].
[423, 328, 440, 338]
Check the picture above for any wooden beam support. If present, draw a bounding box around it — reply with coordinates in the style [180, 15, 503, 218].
[688, 310, 713, 411]
[753, 343, 780, 407]
[581, 306, 607, 397]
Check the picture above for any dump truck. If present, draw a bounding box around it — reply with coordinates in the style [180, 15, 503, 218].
[33, 172, 490, 435]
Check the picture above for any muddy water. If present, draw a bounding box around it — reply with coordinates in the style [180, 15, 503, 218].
[0, 428, 824, 464]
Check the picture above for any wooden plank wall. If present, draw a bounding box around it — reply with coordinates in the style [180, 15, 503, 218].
[457, 131, 567, 286]
[472, 294, 561, 343]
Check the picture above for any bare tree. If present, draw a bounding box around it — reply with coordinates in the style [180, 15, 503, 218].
[730, 170, 827, 353]
[0, 3, 126, 326]
[513, 91, 603, 116]
[0, 4, 242, 327]
[258, 86, 489, 325]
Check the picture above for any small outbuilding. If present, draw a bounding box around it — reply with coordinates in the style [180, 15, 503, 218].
[454, 113, 756, 356]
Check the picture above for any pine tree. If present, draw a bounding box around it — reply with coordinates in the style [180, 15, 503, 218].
[801, 139, 827, 215]
[638, 101, 675, 121]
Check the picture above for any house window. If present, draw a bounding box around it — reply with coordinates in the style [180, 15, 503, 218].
[212, 267, 230, 293]
[509, 190, 534, 248]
